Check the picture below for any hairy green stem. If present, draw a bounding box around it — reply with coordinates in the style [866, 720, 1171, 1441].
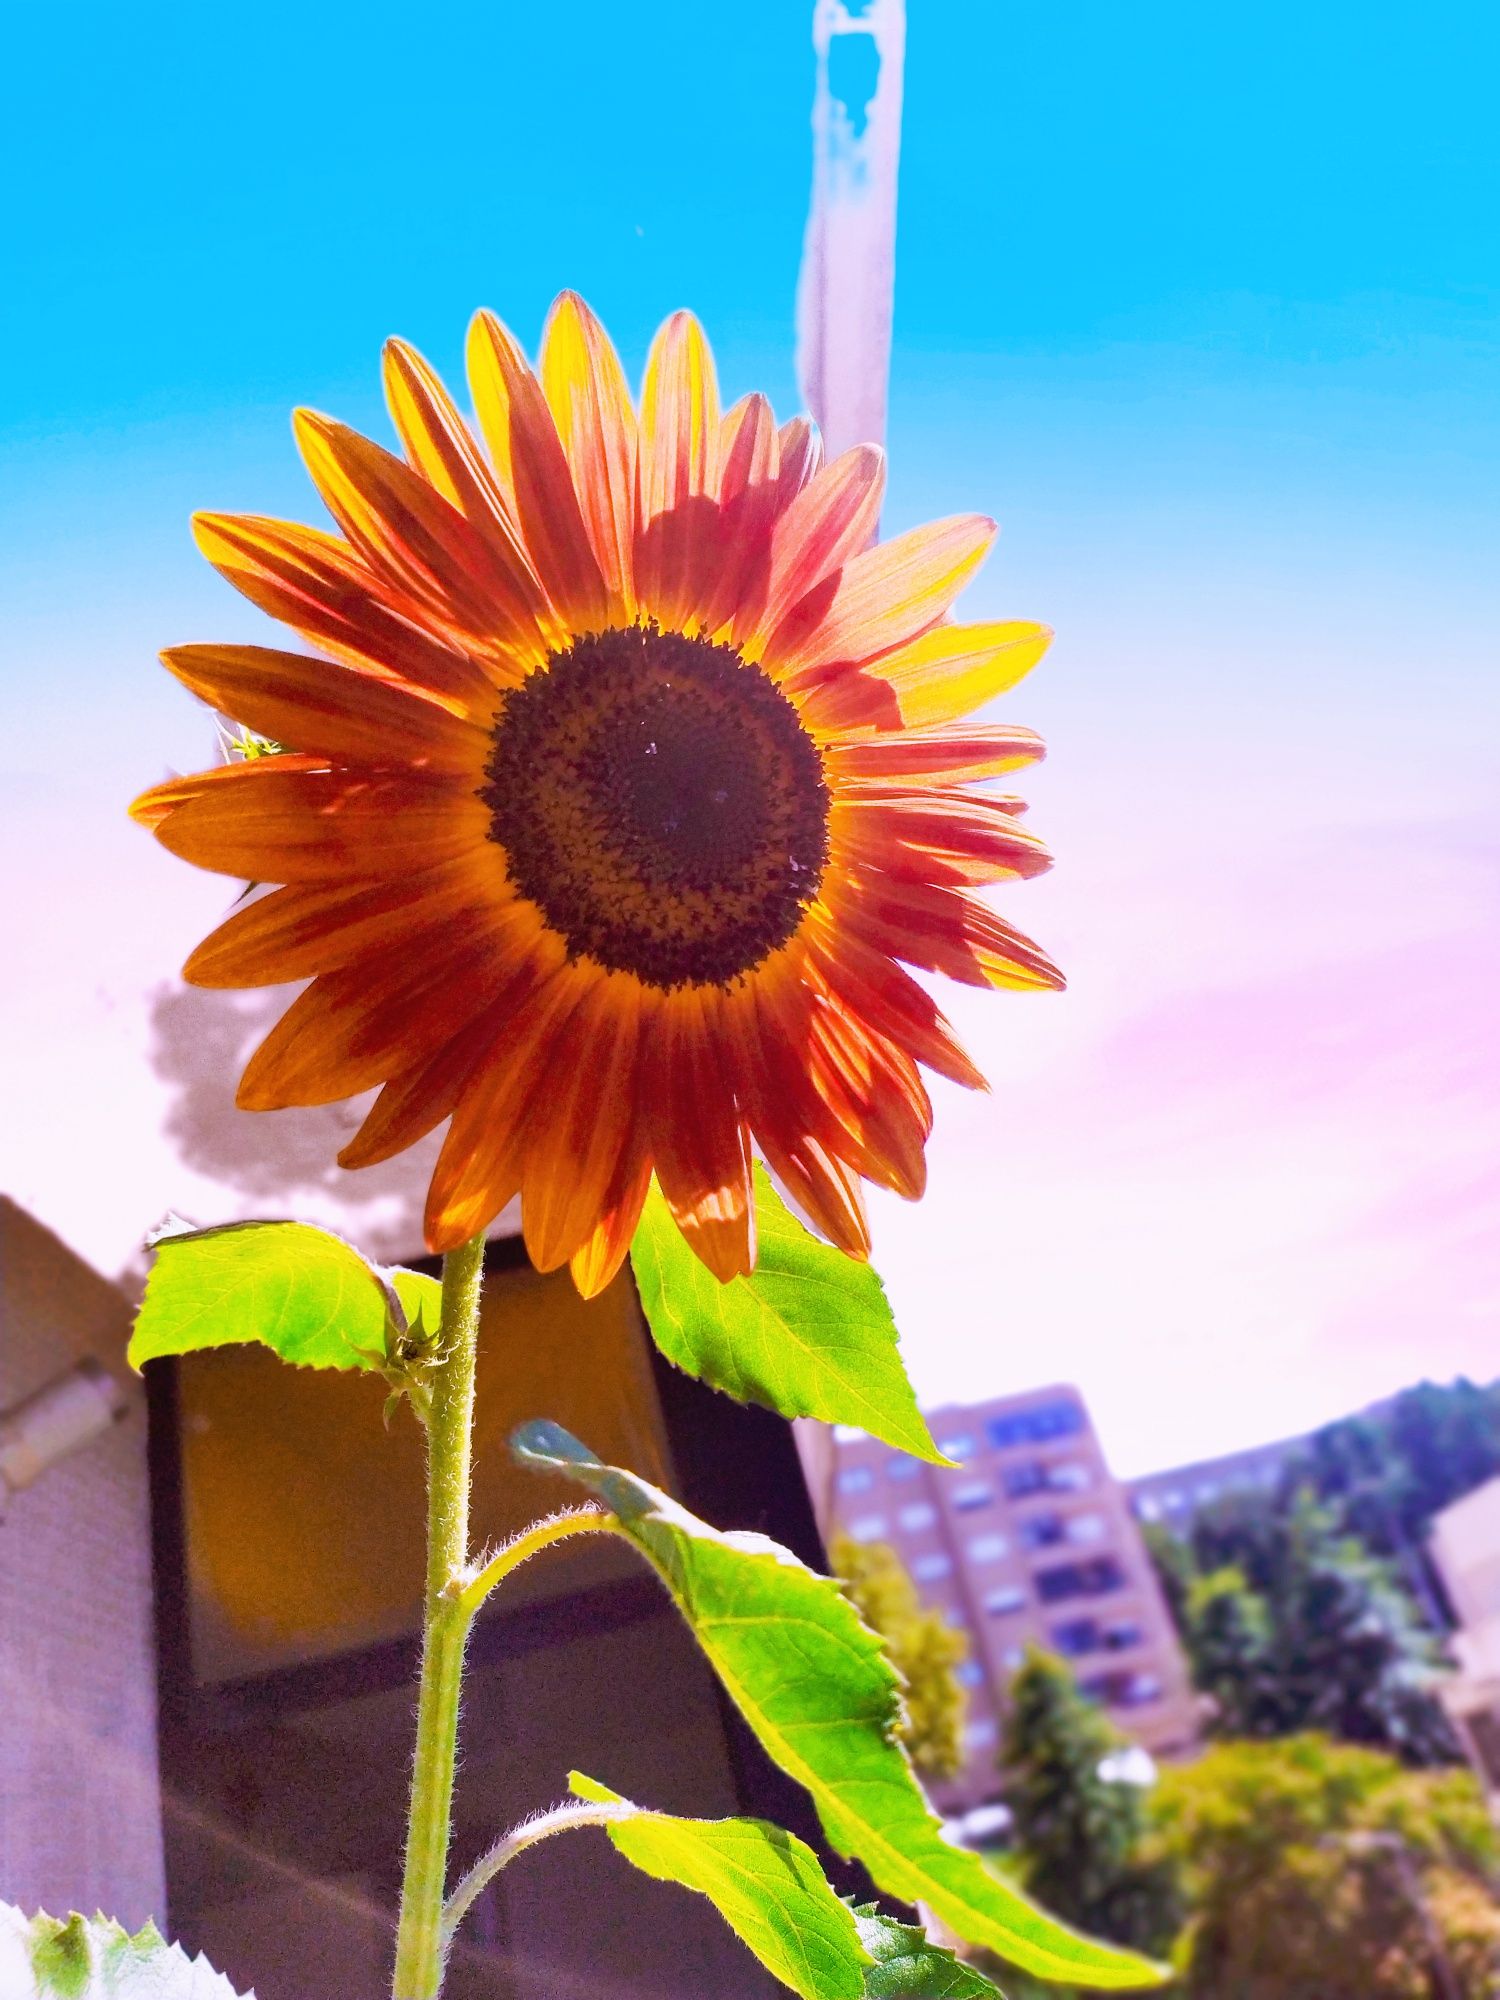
[391, 1229, 489, 1999]
[442, 1799, 632, 1944]
[456, 1508, 620, 1619]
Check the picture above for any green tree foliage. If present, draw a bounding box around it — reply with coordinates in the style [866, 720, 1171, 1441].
[1150, 1734, 1500, 1999]
[1287, 1377, 1500, 1620]
[998, 1650, 1181, 1960]
[1152, 1492, 1458, 1764]
[830, 1534, 970, 1781]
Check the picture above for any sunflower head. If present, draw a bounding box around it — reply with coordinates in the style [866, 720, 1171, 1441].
[132, 293, 1062, 1296]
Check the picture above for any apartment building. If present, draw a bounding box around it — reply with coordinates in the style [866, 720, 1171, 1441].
[829, 1385, 1198, 1809]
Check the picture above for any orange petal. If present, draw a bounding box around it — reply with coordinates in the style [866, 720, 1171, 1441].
[182, 858, 494, 987]
[767, 514, 996, 682]
[822, 723, 1045, 784]
[191, 512, 497, 714]
[147, 761, 487, 883]
[235, 915, 511, 1111]
[160, 644, 489, 772]
[425, 963, 597, 1252]
[382, 338, 558, 636]
[832, 871, 1065, 990]
[635, 310, 721, 630]
[706, 393, 780, 644]
[644, 988, 756, 1282]
[831, 790, 1053, 888]
[802, 912, 989, 1090]
[719, 985, 870, 1258]
[467, 309, 610, 630]
[756, 965, 929, 1200]
[539, 292, 638, 619]
[293, 409, 542, 672]
[805, 620, 1053, 733]
[756, 445, 886, 642]
[520, 975, 647, 1273]
[340, 941, 562, 1168]
[131, 754, 325, 832]
[775, 419, 824, 507]
[568, 1150, 655, 1299]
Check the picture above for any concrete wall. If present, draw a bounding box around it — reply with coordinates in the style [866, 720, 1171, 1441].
[0, 1198, 166, 1926]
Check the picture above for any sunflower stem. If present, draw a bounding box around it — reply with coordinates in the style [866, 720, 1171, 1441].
[391, 1228, 488, 2000]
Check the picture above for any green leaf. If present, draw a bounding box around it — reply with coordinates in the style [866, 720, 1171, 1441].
[848, 1904, 1002, 1997]
[129, 1219, 398, 1373]
[630, 1167, 947, 1463]
[568, 1772, 870, 1998]
[514, 1423, 1165, 1992]
[0, 1903, 252, 1998]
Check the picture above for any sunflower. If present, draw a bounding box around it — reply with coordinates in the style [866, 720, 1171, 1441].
[131, 294, 1062, 1295]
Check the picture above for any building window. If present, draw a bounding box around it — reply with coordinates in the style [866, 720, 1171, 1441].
[953, 1481, 993, 1511]
[985, 1399, 1085, 1452]
[1162, 1488, 1186, 1513]
[1019, 1513, 1065, 1550]
[1102, 1620, 1144, 1653]
[956, 1658, 986, 1688]
[966, 1531, 1010, 1564]
[939, 1432, 977, 1462]
[1065, 1513, 1107, 1545]
[999, 1645, 1025, 1671]
[1050, 1617, 1100, 1658]
[887, 1457, 922, 1483]
[898, 1503, 938, 1532]
[965, 1717, 998, 1751]
[912, 1552, 953, 1582]
[1034, 1557, 1127, 1604]
[1046, 1461, 1091, 1493]
[1136, 1495, 1161, 1522]
[838, 1466, 874, 1495]
[1006, 1460, 1091, 1500]
[1084, 1670, 1164, 1709]
[1196, 1481, 1221, 1505]
[984, 1585, 1027, 1617]
[847, 1515, 888, 1543]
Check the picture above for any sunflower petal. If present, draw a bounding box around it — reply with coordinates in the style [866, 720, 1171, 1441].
[644, 989, 756, 1282]
[804, 620, 1053, 732]
[520, 975, 647, 1273]
[767, 514, 996, 682]
[540, 291, 638, 619]
[191, 512, 497, 713]
[293, 409, 544, 669]
[467, 309, 610, 629]
[775, 418, 824, 506]
[235, 917, 508, 1111]
[635, 309, 722, 630]
[568, 1150, 655, 1299]
[803, 913, 989, 1089]
[834, 872, 1066, 991]
[425, 964, 597, 1253]
[182, 859, 492, 988]
[832, 790, 1053, 887]
[382, 337, 558, 634]
[147, 761, 486, 882]
[823, 723, 1045, 784]
[160, 643, 488, 771]
[756, 444, 886, 642]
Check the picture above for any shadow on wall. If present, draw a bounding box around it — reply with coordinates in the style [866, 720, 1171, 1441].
[144, 979, 455, 1266]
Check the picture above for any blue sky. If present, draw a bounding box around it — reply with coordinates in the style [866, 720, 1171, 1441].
[4, 1, 1498, 1471]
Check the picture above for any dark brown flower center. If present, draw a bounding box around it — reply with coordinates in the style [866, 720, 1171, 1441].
[481, 623, 830, 988]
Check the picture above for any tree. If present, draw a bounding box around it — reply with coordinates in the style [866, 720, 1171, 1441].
[830, 1533, 969, 1779]
[998, 1649, 1180, 1958]
[1151, 1491, 1458, 1764]
[1150, 1734, 1500, 1999]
